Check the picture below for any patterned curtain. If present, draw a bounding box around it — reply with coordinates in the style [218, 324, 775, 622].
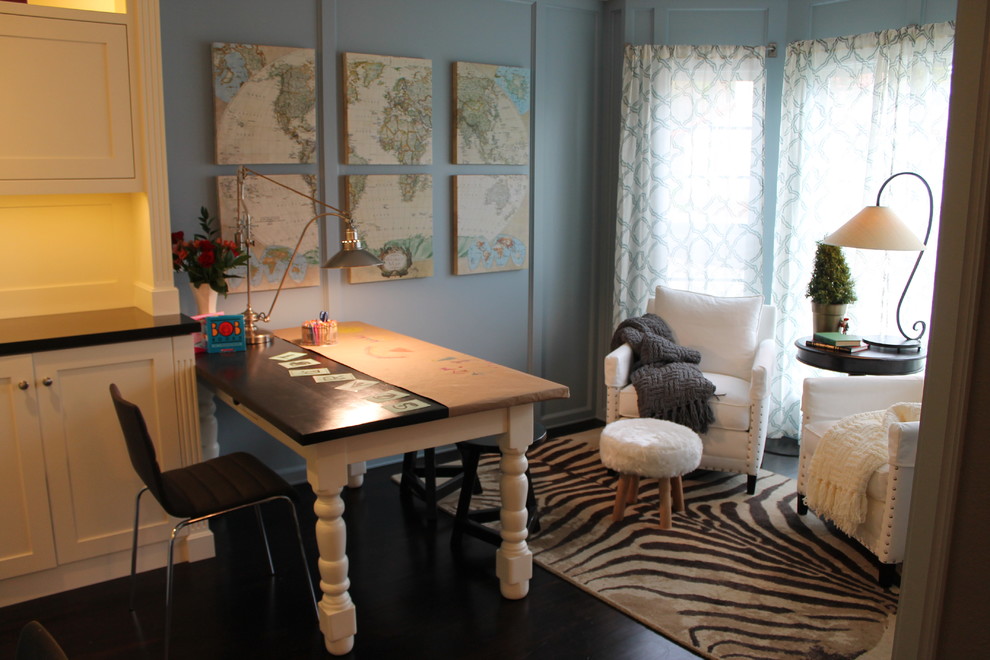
[770, 22, 955, 438]
[613, 44, 767, 329]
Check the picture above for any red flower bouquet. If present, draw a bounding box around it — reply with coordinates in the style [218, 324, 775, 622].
[171, 207, 249, 296]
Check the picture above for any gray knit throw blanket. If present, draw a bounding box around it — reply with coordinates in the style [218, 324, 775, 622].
[610, 313, 716, 433]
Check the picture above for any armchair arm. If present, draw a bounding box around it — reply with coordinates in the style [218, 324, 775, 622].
[802, 374, 924, 426]
[880, 420, 920, 564]
[888, 420, 920, 467]
[749, 337, 775, 400]
[604, 343, 634, 388]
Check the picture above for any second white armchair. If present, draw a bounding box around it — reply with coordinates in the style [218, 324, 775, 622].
[798, 374, 924, 587]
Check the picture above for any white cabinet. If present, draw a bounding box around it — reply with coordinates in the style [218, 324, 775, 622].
[0, 354, 56, 580]
[0, 335, 207, 606]
[0, 7, 136, 193]
[35, 338, 185, 565]
[0, 0, 179, 318]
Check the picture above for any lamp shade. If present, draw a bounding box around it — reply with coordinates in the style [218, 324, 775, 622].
[322, 225, 384, 269]
[823, 206, 926, 251]
[323, 246, 383, 268]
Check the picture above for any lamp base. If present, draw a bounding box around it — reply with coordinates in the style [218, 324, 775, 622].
[246, 328, 274, 345]
[863, 335, 922, 353]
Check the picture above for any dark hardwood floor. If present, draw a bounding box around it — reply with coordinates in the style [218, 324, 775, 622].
[0, 432, 799, 660]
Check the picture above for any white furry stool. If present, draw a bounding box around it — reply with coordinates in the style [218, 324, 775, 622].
[600, 418, 703, 529]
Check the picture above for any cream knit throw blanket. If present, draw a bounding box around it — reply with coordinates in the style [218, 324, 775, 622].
[805, 402, 921, 536]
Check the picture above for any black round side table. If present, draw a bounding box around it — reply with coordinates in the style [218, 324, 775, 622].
[795, 336, 926, 376]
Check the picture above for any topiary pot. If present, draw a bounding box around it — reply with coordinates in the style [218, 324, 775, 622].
[812, 303, 847, 334]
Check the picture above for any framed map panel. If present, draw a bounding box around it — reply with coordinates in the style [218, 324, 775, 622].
[343, 52, 433, 165]
[211, 43, 317, 164]
[345, 174, 434, 283]
[453, 175, 529, 275]
[216, 174, 321, 293]
[453, 62, 530, 165]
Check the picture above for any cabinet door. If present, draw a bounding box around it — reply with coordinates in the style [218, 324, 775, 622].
[0, 355, 57, 579]
[34, 339, 183, 565]
[0, 12, 136, 189]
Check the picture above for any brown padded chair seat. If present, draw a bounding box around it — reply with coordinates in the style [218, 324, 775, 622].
[161, 452, 298, 519]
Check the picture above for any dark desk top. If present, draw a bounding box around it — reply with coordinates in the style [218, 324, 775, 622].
[196, 337, 448, 445]
[795, 336, 926, 376]
[0, 307, 200, 356]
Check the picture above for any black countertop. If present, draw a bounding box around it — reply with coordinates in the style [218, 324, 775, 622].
[0, 307, 201, 356]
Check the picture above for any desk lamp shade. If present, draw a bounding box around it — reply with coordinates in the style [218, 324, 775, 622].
[323, 226, 384, 268]
[822, 171, 933, 349]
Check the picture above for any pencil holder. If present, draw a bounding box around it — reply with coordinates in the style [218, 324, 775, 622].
[302, 319, 337, 345]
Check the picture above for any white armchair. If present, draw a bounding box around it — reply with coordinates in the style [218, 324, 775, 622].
[604, 286, 776, 494]
[798, 374, 924, 587]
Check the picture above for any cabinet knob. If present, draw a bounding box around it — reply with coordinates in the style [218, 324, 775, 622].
[18, 380, 29, 390]
[42, 377, 53, 387]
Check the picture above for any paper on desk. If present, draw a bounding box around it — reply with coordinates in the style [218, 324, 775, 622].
[275, 322, 569, 416]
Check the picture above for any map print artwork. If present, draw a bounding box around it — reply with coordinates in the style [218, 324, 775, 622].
[343, 52, 433, 165]
[217, 174, 321, 293]
[453, 175, 529, 275]
[453, 62, 530, 165]
[345, 174, 434, 284]
[212, 42, 317, 165]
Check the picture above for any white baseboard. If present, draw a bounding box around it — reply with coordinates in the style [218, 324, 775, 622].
[0, 528, 215, 608]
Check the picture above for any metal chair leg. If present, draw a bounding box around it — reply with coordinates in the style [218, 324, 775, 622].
[254, 506, 275, 575]
[130, 487, 149, 611]
[164, 523, 184, 660]
[283, 496, 319, 620]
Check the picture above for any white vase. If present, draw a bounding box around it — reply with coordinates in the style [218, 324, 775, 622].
[190, 283, 218, 316]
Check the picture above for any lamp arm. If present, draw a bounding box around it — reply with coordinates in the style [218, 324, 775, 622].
[256, 211, 349, 324]
[876, 171, 934, 342]
[236, 165, 361, 330]
[238, 166, 351, 219]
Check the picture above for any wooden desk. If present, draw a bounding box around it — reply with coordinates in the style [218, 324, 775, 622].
[794, 336, 926, 375]
[196, 325, 568, 655]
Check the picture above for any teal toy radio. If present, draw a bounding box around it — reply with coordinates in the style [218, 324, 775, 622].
[203, 314, 246, 353]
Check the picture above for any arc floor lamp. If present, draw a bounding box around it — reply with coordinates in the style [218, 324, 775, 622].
[823, 171, 933, 352]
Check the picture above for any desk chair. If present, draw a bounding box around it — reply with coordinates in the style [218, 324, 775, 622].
[109, 384, 317, 658]
[450, 423, 546, 546]
[16, 621, 68, 660]
[399, 448, 465, 520]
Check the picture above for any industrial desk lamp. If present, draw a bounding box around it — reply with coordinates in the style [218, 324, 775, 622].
[823, 171, 932, 351]
[235, 166, 383, 345]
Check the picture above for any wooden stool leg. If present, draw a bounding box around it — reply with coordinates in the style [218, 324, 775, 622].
[671, 475, 685, 512]
[627, 475, 640, 503]
[658, 477, 673, 530]
[612, 475, 631, 521]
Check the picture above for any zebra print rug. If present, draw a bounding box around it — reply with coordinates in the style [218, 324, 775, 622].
[443, 435, 898, 660]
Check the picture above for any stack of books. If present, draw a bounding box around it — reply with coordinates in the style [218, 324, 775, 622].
[806, 332, 868, 353]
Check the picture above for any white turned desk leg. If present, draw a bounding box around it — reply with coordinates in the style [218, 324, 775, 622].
[307, 451, 357, 656]
[347, 461, 366, 488]
[312, 486, 356, 655]
[496, 407, 534, 599]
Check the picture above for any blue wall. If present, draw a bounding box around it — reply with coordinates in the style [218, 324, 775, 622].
[161, 0, 955, 478]
[160, 0, 602, 477]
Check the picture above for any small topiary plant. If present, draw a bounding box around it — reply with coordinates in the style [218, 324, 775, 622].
[806, 241, 857, 305]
